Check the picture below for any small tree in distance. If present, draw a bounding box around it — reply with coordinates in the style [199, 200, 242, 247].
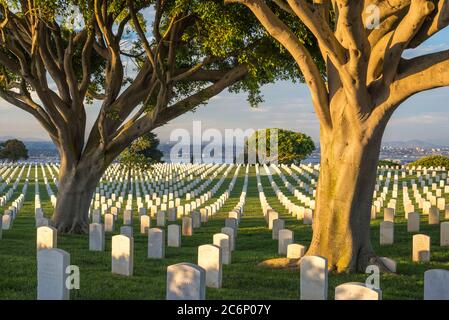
[0, 139, 29, 162]
[119, 132, 164, 177]
[245, 128, 315, 164]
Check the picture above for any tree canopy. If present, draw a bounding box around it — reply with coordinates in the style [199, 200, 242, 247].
[0, 139, 29, 161]
[409, 155, 449, 168]
[119, 132, 163, 172]
[245, 128, 315, 164]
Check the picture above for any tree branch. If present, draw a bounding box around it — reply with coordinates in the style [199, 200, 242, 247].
[225, 0, 332, 130]
[382, 0, 435, 85]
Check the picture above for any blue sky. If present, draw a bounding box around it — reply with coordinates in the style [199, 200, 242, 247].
[1, 26, 449, 146]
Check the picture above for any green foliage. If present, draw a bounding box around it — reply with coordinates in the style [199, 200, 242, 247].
[409, 155, 449, 168]
[245, 128, 315, 164]
[378, 160, 400, 167]
[152, 0, 321, 108]
[0, 139, 29, 162]
[119, 132, 163, 171]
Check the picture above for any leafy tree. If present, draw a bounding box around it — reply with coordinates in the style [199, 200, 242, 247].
[227, 0, 449, 272]
[378, 160, 401, 167]
[0, 139, 28, 162]
[119, 132, 164, 175]
[409, 155, 449, 168]
[0, 0, 318, 233]
[245, 128, 314, 164]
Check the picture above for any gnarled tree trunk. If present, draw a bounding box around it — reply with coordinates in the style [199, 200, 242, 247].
[52, 153, 107, 234]
[307, 103, 389, 272]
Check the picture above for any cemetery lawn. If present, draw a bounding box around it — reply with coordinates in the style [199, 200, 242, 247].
[0, 166, 448, 300]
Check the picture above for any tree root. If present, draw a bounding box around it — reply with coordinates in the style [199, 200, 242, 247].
[56, 220, 89, 235]
[357, 254, 396, 274]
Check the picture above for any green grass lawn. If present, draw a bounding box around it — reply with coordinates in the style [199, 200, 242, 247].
[0, 165, 448, 300]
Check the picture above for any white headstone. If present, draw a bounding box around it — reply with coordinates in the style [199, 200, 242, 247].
[89, 223, 105, 251]
[424, 269, 449, 300]
[148, 228, 165, 259]
[157, 211, 166, 227]
[272, 219, 285, 240]
[167, 224, 181, 247]
[287, 244, 305, 259]
[380, 221, 394, 245]
[441, 222, 449, 247]
[213, 233, 231, 265]
[300, 256, 328, 300]
[2, 214, 12, 230]
[182, 217, 193, 236]
[120, 226, 133, 238]
[413, 234, 430, 262]
[123, 210, 132, 225]
[221, 227, 235, 251]
[407, 212, 420, 233]
[37, 248, 70, 300]
[335, 282, 381, 300]
[37, 226, 57, 251]
[268, 211, 279, 229]
[166, 263, 206, 300]
[105, 213, 114, 232]
[198, 244, 222, 289]
[278, 229, 293, 255]
[384, 208, 395, 222]
[111, 235, 134, 276]
[140, 215, 150, 234]
[429, 207, 440, 225]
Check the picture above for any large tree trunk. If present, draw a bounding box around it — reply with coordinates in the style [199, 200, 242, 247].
[306, 107, 390, 273]
[52, 155, 106, 234]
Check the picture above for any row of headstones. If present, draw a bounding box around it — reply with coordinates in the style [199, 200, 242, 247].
[40, 164, 57, 208]
[265, 164, 313, 205]
[378, 205, 449, 224]
[90, 166, 248, 252]
[372, 182, 449, 220]
[266, 210, 306, 258]
[380, 225, 444, 262]
[34, 190, 51, 228]
[157, 167, 249, 300]
[40, 164, 57, 190]
[273, 164, 316, 197]
[36, 176, 248, 299]
[0, 164, 21, 193]
[94, 164, 239, 229]
[0, 164, 27, 207]
[37, 237, 235, 300]
[1, 167, 30, 234]
[128, 163, 219, 207]
[163, 255, 447, 300]
[272, 165, 313, 197]
[264, 164, 317, 208]
[91, 163, 229, 219]
[256, 166, 315, 259]
[166, 183, 249, 300]
[260, 165, 314, 225]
